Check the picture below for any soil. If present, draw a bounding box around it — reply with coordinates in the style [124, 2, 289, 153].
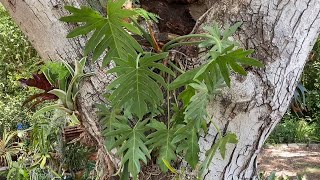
[258, 144, 320, 180]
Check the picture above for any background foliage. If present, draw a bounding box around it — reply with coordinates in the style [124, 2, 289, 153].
[0, 4, 96, 180]
[267, 38, 320, 144]
[0, 5, 40, 132]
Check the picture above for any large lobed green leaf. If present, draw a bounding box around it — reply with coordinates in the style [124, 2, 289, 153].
[183, 82, 209, 129]
[170, 22, 263, 90]
[146, 120, 176, 172]
[106, 53, 173, 119]
[105, 120, 150, 179]
[60, 0, 143, 65]
[172, 122, 200, 168]
[97, 104, 125, 150]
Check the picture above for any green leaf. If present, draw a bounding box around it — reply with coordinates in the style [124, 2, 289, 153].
[140, 52, 168, 64]
[146, 120, 176, 172]
[216, 58, 231, 87]
[169, 66, 201, 90]
[185, 127, 200, 168]
[61, 2, 143, 65]
[162, 158, 177, 174]
[133, 8, 160, 23]
[173, 122, 199, 169]
[98, 105, 124, 150]
[222, 22, 242, 40]
[106, 120, 150, 179]
[219, 133, 237, 159]
[48, 89, 67, 106]
[106, 53, 167, 119]
[41, 61, 71, 90]
[228, 61, 247, 75]
[65, 58, 86, 110]
[184, 82, 209, 129]
[178, 85, 195, 107]
[61, 60, 75, 77]
[32, 104, 72, 118]
[191, 22, 264, 88]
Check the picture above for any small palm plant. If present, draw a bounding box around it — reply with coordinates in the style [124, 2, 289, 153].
[0, 130, 21, 166]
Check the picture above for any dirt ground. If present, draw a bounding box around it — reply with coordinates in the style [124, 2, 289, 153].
[258, 144, 320, 180]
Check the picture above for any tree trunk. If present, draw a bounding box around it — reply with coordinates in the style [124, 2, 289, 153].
[0, 0, 116, 177]
[193, 0, 320, 179]
[1, 0, 320, 179]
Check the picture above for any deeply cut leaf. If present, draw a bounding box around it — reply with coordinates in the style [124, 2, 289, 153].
[106, 120, 150, 179]
[107, 53, 170, 119]
[60, 1, 143, 65]
[146, 120, 176, 172]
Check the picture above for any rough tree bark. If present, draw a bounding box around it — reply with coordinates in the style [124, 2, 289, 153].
[194, 0, 320, 179]
[1, 0, 320, 179]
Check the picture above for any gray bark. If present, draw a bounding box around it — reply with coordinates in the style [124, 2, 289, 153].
[1, 0, 320, 179]
[194, 0, 320, 179]
[0, 0, 116, 177]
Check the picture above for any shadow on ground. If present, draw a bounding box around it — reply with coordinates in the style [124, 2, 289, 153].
[258, 144, 320, 180]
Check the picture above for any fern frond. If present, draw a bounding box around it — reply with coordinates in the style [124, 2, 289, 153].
[106, 120, 150, 179]
[60, 0, 143, 65]
[146, 120, 176, 172]
[106, 53, 174, 119]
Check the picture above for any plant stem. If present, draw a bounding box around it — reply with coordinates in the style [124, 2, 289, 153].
[130, 17, 155, 49]
[164, 41, 204, 51]
[162, 34, 210, 52]
[120, 161, 129, 180]
[168, 61, 185, 74]
[208, 117, 222, 138]
[167, 75, 171, 129]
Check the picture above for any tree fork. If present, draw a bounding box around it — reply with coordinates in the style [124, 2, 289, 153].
[1, 0, 320, 179]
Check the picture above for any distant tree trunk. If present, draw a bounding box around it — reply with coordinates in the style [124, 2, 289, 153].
[1, 0, 319, 179]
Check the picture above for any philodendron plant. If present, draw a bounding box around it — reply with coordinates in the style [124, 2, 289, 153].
[58, 0, 264, 179]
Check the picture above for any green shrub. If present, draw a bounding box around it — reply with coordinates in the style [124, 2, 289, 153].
[267, 114, 320, 144]
[63, 142, 93, 172]
[302, 38, 320, 121]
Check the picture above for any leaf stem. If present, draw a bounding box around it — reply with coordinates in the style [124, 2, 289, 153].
[135, 53, 142, 69]
[162, 34, 210, 52]
[130, 17, 155, 49]
[164, 41, 204, 51]
[167, 75, 171, 129]
[168, 61, 185, 74]
[208, 117, 222, 138]
[173, 90, 179, 107]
